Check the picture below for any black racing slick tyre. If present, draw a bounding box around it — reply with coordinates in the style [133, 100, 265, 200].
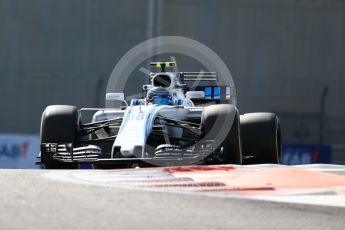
[40, 105, 81, 169]
[240, 113, 281, 164]
[201, 104, 242, 164]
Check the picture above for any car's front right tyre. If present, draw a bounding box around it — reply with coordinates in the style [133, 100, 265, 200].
[40, 105, 81, 169]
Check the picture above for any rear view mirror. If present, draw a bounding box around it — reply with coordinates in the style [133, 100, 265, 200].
[186, 91, 205, 99]
[106, 93, 128, 107]
[106, 93, 125, 101]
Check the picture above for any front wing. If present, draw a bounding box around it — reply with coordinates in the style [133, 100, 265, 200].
[38, 143, 213, 167]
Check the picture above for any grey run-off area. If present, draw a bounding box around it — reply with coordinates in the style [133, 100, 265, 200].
[0, 169, 345, 230]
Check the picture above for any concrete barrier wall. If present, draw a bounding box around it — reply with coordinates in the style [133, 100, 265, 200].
[0, 0, 344, 151]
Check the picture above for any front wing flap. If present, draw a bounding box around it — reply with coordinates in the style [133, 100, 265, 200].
[38, 143, 213, 165]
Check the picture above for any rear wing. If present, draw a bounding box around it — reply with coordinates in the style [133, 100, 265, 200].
[180, 72, 217, 83]
[180, 72, 232, 105]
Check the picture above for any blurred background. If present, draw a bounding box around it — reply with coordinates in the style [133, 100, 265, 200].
[0, 0, 344, 167]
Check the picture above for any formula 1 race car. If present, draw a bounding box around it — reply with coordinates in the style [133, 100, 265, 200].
[38, 62, 281, 169]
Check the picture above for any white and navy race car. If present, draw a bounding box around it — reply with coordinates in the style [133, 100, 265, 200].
[38, 62, 281, 169]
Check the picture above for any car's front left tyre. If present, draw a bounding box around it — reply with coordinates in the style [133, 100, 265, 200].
[200, 104, 242, 164]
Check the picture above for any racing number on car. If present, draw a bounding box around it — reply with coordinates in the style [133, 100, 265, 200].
[135, 113, 145, 120]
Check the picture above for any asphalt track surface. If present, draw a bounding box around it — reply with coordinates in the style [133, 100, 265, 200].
[0, 170, 345, 230]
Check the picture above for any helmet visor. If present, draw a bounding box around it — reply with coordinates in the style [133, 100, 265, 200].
[153, 97, 171, 105]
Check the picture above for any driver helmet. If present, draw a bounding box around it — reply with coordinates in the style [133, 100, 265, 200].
[146, 87, 173, 105]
